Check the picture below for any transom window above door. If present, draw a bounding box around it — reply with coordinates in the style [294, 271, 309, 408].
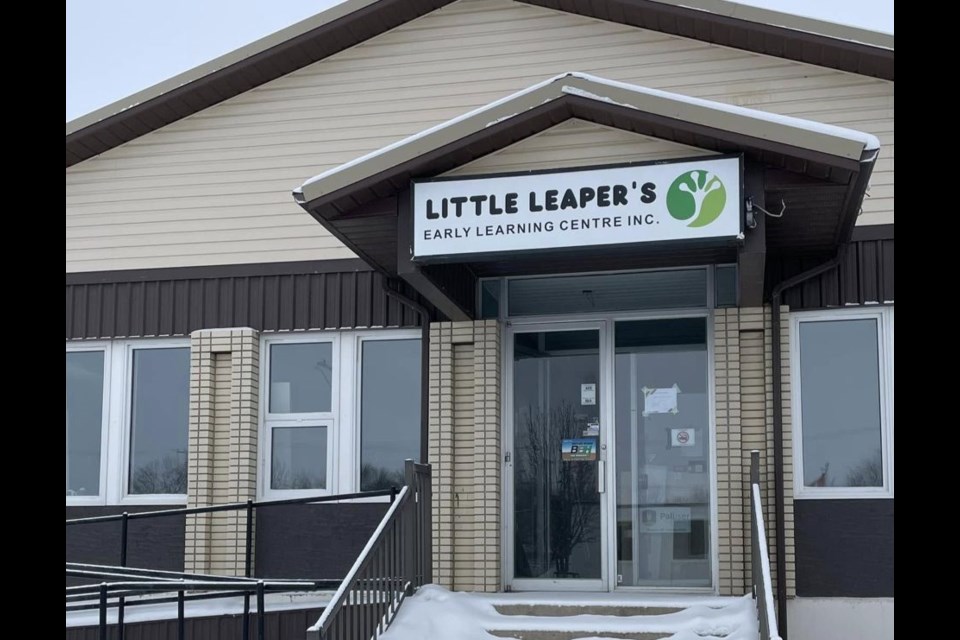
[479, 265, 736, 320]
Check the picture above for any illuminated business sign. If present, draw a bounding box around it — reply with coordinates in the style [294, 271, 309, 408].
[411, 155, 742, 260]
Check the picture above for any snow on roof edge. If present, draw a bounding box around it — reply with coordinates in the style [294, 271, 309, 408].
[295, 71, 879, 201]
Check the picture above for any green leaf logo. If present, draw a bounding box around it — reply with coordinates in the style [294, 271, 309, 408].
[666, 170, 727, 227]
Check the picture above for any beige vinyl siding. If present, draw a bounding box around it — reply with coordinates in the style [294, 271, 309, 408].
[445, 119, 717, 176]
[66, 0, 894, 272]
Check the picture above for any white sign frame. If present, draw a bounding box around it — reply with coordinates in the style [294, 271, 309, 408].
[411, 155, 743, 261]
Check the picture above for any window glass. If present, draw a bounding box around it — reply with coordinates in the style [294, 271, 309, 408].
[66, 351, 105, 496]
[360, 339, 421, 490]
[714, 264, 737, 307]
[508, 269, 707, 316]
[129, 348, 190, 494]
[480, 279, 501, 319]
[271, 426, 328, 490]
[799, 319, 883, 488]
[269, 343, 333, 413]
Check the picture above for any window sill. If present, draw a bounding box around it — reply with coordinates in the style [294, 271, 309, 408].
[794, 490, 894, 500]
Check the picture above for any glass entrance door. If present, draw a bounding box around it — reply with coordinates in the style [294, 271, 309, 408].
[509, 326, 605, 589]
[613, 318, 712, 588]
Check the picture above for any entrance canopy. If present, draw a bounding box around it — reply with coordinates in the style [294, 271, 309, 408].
[293, 72, 880, 320]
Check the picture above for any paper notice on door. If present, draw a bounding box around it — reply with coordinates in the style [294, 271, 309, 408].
[642, 384, 680, 415]
[580, 383, 597, 406]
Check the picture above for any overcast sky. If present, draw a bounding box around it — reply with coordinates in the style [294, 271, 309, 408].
[65, 0, 893, 122]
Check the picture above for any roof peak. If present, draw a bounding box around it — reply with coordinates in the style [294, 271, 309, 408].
[66, 0, 893, 168]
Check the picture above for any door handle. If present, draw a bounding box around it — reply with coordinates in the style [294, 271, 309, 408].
[598, 460, 605, 493]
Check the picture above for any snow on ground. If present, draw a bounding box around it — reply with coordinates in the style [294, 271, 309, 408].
[381, 585, 758, 640]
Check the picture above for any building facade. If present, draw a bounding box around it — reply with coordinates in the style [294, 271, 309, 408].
[66, 2, 893, 638]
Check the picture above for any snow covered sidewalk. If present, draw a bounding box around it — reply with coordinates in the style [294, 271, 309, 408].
[381, 585, 758, 640]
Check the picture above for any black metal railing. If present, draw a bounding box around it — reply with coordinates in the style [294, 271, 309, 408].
[66, 487, 397, 640]
[67, 571, 334, 640]
[308, 459, 432, 640]
[750, 450, 782, 640]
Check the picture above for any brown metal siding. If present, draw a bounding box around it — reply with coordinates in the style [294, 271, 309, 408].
[795, 499, 894, 597]
[66, 261, 438, 340]
[766, 233, 894, 309]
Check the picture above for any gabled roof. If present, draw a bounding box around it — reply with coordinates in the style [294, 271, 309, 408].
[290, 72, 879, 280]
[294, 72, 878, 206]
[65, 0, 893, 168]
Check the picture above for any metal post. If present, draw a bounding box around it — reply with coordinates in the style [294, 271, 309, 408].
[177, 587, 185, 640]
[118, 512, 128, 640]
[404, 459, 417, 591]
[257, 580, 265, 640]
[99, 582, 107, 640]
[243, 499, 254, 640]
[750, 450, 760, 601]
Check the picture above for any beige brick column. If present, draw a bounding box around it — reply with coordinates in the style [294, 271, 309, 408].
[713, 307, 795, 598]
[185, 328, 260, 576]
[428, 320, 501, 592]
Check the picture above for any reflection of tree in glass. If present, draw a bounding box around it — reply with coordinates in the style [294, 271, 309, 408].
[360, 463, 405, 491]
[271, 461, 324, 490]
[844, 449, 883, 487]
[131, 453, 187, 494]
[519, 399, 598, 578]
[811, 449, 883, 487]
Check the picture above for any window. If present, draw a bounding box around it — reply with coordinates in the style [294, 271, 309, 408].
[263, 338, 337, 495]
[65, 339, 191, 505]
[359, 338, 422, 491]
[261, 330, 422, 498]
[128, 347, 190, 495]
[791, 308, 894, 498]
[66, 349, 108, 498]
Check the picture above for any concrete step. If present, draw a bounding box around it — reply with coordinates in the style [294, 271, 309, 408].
[489, 630, 670, 640]
[482, 596, 746, 640]
[494, 604, 683, 617]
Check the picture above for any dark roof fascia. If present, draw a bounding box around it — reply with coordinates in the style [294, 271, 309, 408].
[296, 95, 877, 277]
[66, 0, 893, 168]
[65, 258, 371, 286]
[300, 94, 869, 215]
[65, 0, 450, 167]
[520, 0, 894, 80]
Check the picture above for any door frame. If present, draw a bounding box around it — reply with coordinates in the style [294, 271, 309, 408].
[503, 318, 610, 592]
[502, 310, 719, 593]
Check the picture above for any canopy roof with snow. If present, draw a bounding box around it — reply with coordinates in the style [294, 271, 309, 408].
[289, 71, 878, 318]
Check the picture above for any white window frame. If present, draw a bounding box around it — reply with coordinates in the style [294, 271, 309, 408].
[66, 337, 191, 506]
[259, 333, 340, 500]
[66, 341, 112, 505]
[352, 329, 423, 503]
[790, 306, 894, 500]
[258, 329, 422, 501]
[117, 338, 192, 505]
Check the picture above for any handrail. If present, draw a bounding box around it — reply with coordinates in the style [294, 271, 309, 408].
[750, 450, 782, 640]
[308, 459, 432, 640]
[65, 489, 395, 525]
[66, 486, 397, 640]
[310, 486, 410, 634]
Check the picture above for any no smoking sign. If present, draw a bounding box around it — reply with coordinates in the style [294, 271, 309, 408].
[670, 428, 696, 447]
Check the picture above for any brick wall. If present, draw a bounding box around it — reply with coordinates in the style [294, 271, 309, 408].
[185, 328, 260, 576]
[714, 307, 795, 598]
[428, 320, 501, 592]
